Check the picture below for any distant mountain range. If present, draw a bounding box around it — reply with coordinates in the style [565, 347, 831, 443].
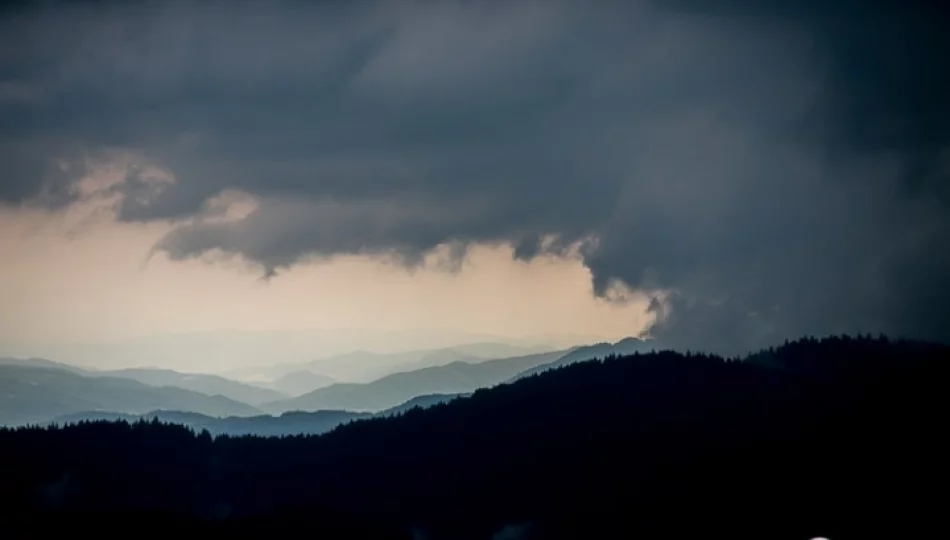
[224, 342, 558, 385]
[262, 350, 568, 413]
[0, 344, 536, 428]
[378, 392, 468, 416]
[0, 365, 260, 426]
[1, 357, 287, 406]
[100, 368, 287, 405]
[270, 370, 337, 396]
[0, 337, 646, 429]
[5, 328, 581, 373]
[0, 356, 86, 373]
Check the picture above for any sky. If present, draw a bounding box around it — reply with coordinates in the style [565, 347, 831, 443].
[0, 169, 652, 369]
[1, 0, 948, 369]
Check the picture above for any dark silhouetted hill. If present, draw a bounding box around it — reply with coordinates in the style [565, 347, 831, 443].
[1, 336, 946, 539]
[375, 392, 469, 417]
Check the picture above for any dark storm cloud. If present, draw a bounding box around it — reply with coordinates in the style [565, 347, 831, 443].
[1, 0, 948, 353]
[627, 0, 950, 351]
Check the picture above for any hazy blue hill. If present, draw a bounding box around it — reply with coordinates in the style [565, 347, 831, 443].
[271, 370, 337, 396]
[103, 368, 287, 405]
[0, 356, 87, 373]
[449, 342, 557, 359]
[262, 349, 568, 413]
[509, 337, 657, 382]
[309, 343, 555, 380]
[304, 350, 424, 382]
[50, 392, 465, 437]
[226, 349, 439, 383]
[0, 365, 261, 426]
[0, 358, 286, 405]
[210, 410, 372, 437]
[50, 409, 365, 437]
[227, 342, 566, 384]
[394, 348, 481, 372]
[396, 343, 558, 372]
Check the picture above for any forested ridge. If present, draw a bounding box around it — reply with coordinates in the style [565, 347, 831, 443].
[1, 335, 946, 539]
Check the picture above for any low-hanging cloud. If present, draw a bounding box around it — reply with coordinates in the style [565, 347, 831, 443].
[2, 0, 947, 354]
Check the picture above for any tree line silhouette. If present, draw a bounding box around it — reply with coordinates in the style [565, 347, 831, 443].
[0, 335, 946, 539]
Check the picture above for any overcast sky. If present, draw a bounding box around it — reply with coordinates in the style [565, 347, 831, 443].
[1, 0, 947, 368]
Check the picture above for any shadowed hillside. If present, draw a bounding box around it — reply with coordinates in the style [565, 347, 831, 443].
[1, 336, 946, 539]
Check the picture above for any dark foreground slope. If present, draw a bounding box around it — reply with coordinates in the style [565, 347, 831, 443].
[0, 336, 946, 539]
